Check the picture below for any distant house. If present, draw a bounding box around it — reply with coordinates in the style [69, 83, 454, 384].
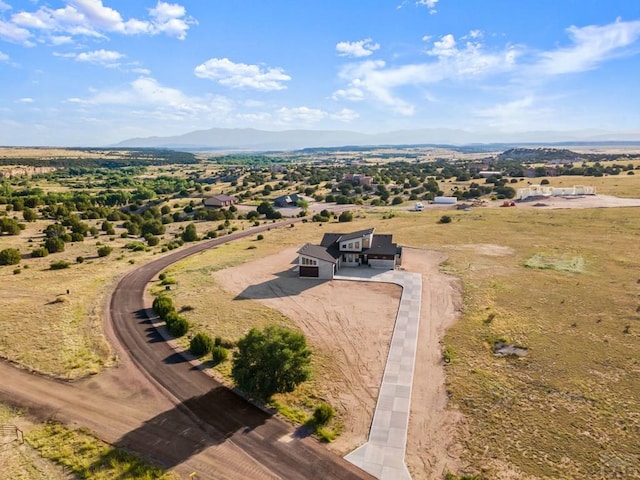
[273, 194, 304, 208]
[342, 173, 374, 187]
[203, 194, 238, 208]
[297, 228, 402, 279]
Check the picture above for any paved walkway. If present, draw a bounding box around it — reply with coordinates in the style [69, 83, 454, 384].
[336, 268, 422, 480]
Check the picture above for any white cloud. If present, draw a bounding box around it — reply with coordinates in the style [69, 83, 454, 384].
[75, 49, 124, 66]
[416, 0, 439, 14]
[6, 0, 194, 43]
[276, 106, 327, 124]
[473, 95, 554, 129]
[49, 35, 73, 45]
[532, 19, 640, 76]
[18, 97, 34, 103]
[333, 36, 518, 115]
[331, 108, 359, 122]
[0, 19, 34, 45]
[68, 76, 233, 119]
[0, 50, 8, 61]
[148, 2, 192, 39]
[0, 1, 11, 12]
[428, 33, 457, 57]
[194, 58, 291, 91]
[336, 38, 380, 58]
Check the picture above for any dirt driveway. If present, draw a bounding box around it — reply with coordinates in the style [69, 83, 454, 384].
[215, 246, 464, 479]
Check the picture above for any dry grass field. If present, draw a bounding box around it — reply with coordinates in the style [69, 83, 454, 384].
[1, 160, 639, 478]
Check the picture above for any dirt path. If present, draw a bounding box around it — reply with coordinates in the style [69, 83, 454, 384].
[214, 246, 465, 478]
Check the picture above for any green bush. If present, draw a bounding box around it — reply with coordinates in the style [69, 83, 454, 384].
[152, 295, 174, 320]
[166, 315, 189, 337]
[211, 346, 229, 365]
[31, 247, 49, 258]
[257, 234, 264, 241]
[44, 237, 65, 253]
[338, 211, 353, 222]
[312, 403, 335, 426]
[190, 332, 214, 357]
[50, 260, 70, 270]
[76, 256, 84, 264]
[97, 245, 113, 257]
[438, 215, 452, 224]
[0, 248, 21, 265]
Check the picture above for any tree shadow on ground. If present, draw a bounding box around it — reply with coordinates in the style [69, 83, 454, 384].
[106, 386, 271, 470]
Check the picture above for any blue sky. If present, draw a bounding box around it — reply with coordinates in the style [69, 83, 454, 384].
[1, 0, 640, 146]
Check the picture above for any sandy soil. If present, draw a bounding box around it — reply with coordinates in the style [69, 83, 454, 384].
[214, 248, 402, 453]
[214, 246, 465, 479]
[512, 194, 640, 209]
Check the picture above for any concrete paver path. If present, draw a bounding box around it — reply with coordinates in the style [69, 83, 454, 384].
[337, 268, 422, 480]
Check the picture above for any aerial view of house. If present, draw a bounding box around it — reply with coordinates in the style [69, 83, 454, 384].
[297, 228, 402, 279]
[203, 194, 239, 208]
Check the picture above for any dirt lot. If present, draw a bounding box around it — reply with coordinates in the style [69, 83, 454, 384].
[214, 246, 465, 479]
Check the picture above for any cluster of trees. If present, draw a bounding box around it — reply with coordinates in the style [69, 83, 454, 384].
[151, 292, 312, 402]
[152, 295, 190, 337]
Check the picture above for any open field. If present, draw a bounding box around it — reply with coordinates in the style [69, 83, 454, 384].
[158, 202, 640, 479]
[0, 154, 639, 478]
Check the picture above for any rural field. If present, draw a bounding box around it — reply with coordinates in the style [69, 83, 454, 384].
[0, 148, 639, 479]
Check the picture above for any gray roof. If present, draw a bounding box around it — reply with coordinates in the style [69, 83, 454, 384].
[297, 243, 338, 264]
[207, 194, 237, 201]
[339, 228, 375, 242]
[320, 228, 375, 247]
[369, 234, 400, 256]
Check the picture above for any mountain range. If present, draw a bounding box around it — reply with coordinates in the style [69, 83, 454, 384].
[112, 128, 640, 151]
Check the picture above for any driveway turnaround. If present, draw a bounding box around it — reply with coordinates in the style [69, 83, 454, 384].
[336, 268, 422, 480]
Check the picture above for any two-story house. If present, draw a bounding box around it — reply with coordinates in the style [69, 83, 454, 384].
[297, 228, 402, 279]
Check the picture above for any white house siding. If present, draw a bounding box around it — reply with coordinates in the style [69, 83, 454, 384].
[317, 260, 335, 279]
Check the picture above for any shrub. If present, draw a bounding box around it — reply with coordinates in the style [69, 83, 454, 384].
[211, 346, 229, 365]
[166, 315, 189, 337]
[190, 332, 214, 357]
[257, 234, 264, 241]
[145, 235, 160, 247]
[152, 295, 175, 320]
[181, 223, 198, 242]
[0, 248, 21, 265]
[312, 403, 335, 426]
[44, 237, 65, 254]
[50, 260, 70, 270]
[438, 215, 452, 224]
[97, 246, 113, 257]
[13, 268, 21, 275]
[31, 247, 49, 258]
[76, 256, 84, 264]
[338, 211, 353, 222]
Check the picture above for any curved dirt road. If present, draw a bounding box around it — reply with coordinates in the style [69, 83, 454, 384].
[1, 219, 373, 480]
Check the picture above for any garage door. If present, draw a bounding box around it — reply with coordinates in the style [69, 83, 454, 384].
[299, 266, 319, 277]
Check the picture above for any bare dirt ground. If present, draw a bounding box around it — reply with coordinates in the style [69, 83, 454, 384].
[512, 194, 640, 209]
[214, 246, 466, 479]
[215, 248, 402, 453]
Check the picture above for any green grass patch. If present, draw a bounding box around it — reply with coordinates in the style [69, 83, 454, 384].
[26, 422, 178, 480]
[524, 253, 585, 273]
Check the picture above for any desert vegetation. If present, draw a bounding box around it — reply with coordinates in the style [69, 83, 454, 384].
[1, 145, 640, 478]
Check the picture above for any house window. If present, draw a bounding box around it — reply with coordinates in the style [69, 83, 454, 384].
[301, 257, 317, 266]
[348, 242, 353, 249]
[355, 241, 360, 249]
